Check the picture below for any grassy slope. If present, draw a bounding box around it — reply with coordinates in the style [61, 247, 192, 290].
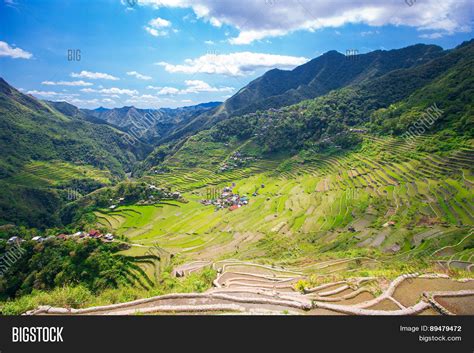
[0, 78, 149, 227]
[97, 134, 473, 275]
[101, 40, 473, 273]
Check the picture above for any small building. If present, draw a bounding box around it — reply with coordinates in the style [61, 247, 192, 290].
[382, 221, 396, 228]
[7, 236, 21, 245]
[89, 230, 101, 238]
[32, 236, 44, 242]
[104, 233, 114, 241]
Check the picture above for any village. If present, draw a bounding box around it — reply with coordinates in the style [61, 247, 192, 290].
[200, 184, 250, 211]
[108, 185, 183, 210]
[7, 229, 115, 246]
[219, 151, 256, 172]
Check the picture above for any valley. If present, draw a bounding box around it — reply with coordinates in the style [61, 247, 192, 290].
[0, 39, 473, 316]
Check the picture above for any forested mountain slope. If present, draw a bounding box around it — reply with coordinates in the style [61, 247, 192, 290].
[0, 78, 150, 226]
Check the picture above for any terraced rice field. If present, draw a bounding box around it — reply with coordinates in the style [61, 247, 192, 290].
[27, 261, 474, 316]
[83, 134, 474, 315]
[99, 136, 473, 265]
[5, 160, 112, 188]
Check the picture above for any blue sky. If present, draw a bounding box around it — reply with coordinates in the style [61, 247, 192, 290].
[0, 0, 472, 109]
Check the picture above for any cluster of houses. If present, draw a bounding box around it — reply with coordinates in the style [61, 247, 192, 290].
[147, 184, 181, 199]
[7, 230, 115, 245]
[138, 185, 182, 205]
[109, 185, 183, 209]
[109, 197, 126, 210]
[200, 185, 249, 211]
[220, 152, 255, 172]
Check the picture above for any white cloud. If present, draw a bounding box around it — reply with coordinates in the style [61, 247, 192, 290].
[138, 0, 473, 43]
[361, 30, 380, 36]
[0, 41, 32, 59]
[145, 16, 172, 36]
[149, 17, 171, 28]
[204, 40, 215, 45]
[145, 27, 167, 37]
[80, 87, 138, 96]
[27, 90, 60, 97]
[156, 87, 181, 95]
[147, 80, 234, 95]
[126, 71, 152, 80]
[182, 80, 234, 94]
[68, 98, 100, 106]
[124, 94, 175, 108]
[156, 51, 308, 76]
[26, 90, 80, 99]
[71, 70, 119, 80]
[42, 80, 93, 86]
[419, 32, 444, 39]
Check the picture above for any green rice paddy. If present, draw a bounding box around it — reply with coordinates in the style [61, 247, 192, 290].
[96, 134, 474, 269]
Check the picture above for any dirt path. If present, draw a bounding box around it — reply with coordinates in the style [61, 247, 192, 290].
[25, 261, 474, 316]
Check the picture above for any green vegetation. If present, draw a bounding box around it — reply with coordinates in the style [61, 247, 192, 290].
[0, 40, 473, 312]
[0, 238, 150, 299]
[0, 267, 216, 315]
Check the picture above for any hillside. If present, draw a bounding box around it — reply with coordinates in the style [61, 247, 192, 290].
[0, 40, 473, 316]
[155, 44, 447, 145]
[83, 102, 221, 144]
[124, 39, 473, 283]
[222, 43, 444, 117]
[0, 78, 150, 227]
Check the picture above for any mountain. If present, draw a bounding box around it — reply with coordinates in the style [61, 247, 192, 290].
[145, 39, 473, 171]
[222, 44, 444, 117]
[0, 78, 151, 227]
[82, 102, 221, 143]
[1, 40, 472, 228]
[1, 41, 473, 313]
[154, 44, 446, 145]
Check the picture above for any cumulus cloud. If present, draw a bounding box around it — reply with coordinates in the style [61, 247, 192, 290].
[149, 17, 171, 28]
[26, 90, 80, 100]
[80, 87, 138, 96]
[155, 87, 180, 95]
[125, 94, 177, 108]
[156, 52, 308, 76]
[71, 70, 119, 80]
[145, 16, 172, 36]
[42, 80, 93, 86]
[147, 80, 234, 95]
[181, 80, 234, 93]
[126, 71, 152, 80]
[0, 41, 32, 59]
[137, 0, 473, 43]
[26, 90, 60, 97]
[69, 98, 99, 106]
[419, 32, 444, 39]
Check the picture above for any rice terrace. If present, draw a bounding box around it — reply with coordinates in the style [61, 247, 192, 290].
[1, 0, 474, 324]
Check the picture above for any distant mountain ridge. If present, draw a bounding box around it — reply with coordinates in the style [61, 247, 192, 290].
[222, 44, 444, 117]
[82, 102, 221, 143]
